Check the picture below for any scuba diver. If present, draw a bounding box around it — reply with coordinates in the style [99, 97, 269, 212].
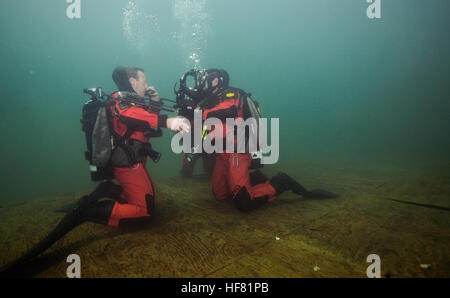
[187, 68, 338, 212]
[174, 69, 220, 177]
[0, 66, 190, 274]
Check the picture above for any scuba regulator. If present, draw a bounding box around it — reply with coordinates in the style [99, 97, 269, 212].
[83, 87, 107, 101]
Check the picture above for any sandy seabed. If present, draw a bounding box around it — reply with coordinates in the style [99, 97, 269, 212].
[0, 159, 449, 278]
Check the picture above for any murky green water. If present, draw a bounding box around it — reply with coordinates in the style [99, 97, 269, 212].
[0, 0, 448, 203]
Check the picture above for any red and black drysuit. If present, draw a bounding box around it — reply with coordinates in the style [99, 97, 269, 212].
[201, 88, 279, 211]
[0, 93, 171, 272]
[98, 92, 169, 226]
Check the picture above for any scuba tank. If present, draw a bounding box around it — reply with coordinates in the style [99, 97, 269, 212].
[81, 87, 114, 182]
[82, 88, 167, 179]
[237, 89, 264, 169]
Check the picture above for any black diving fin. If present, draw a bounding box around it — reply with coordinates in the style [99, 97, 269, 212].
[270, 172, 339, 199]
[0, 195, 93, 275]
[55, 202, 79, 213]
[0, 181, 120, 276]
[304, 189, 340, 199]
[55, 182, 123, 214]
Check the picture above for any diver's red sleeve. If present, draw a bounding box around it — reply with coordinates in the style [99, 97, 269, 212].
[115, 102, 167, 129]
[203, 99, 239, 121]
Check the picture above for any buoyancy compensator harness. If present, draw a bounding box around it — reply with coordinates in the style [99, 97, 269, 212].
[81, 88, 162, 182]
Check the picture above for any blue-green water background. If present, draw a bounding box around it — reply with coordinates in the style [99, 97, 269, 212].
[0, 0, 449, 203]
